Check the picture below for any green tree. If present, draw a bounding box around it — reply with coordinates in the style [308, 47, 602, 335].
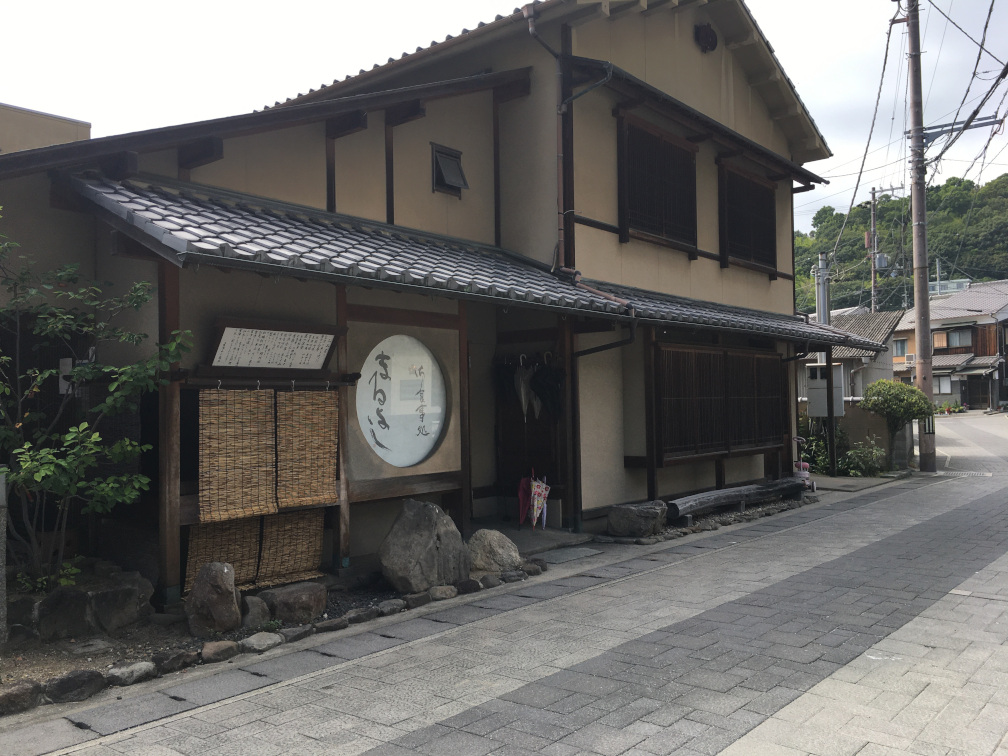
[860, 380, 932, 470]
[0, 214, 190, 588]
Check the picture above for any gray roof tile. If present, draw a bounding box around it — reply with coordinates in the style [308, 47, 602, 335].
[69, 174, 881, 351]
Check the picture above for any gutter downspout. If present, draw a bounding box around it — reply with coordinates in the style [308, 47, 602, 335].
[524, 4, 566, 270]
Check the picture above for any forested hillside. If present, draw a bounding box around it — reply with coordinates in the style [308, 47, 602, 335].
[794, 174, 1008, 313]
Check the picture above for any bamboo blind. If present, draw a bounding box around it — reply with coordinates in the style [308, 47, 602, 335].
[276, 391, 339, 509]
[184, 518, 260, 591]
[256, 510, 325, 586]
[198, 389, 278, 522]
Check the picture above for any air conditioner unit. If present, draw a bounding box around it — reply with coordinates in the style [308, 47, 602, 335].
[905, 353, 916, 365]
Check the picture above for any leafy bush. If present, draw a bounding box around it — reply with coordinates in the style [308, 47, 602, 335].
[936, 400, 966, 414]
[861, 380, 932, 470]
[841, 435, 886, 477]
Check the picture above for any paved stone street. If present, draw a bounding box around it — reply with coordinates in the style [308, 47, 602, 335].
[3, 414, 1007, 755]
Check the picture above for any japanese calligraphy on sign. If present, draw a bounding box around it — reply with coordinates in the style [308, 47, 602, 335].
[356, 335, 446, 467]
[212, 327, 334, 371]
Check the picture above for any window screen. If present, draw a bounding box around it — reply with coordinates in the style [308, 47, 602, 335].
[431, 144, 468, 197]
[622, 122, 697, 246]
[719, 167, 777, 269]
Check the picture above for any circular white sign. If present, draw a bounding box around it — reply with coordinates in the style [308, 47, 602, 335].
[356, 335, 447, 467]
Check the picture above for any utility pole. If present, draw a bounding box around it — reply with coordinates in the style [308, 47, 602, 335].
[867, 186, 902, 312]
[907, 0, 936, 472]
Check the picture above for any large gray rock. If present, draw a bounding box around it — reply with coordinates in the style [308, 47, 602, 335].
[239, 632, 284, 654]
[607, 500, 667, 537]
[89, 584, 139, 633]
[153, 648, 199, 674]
[258, 582, 327, 625]
[37, 587, 93, 641]
[467, 529, 523, 573]
[242, 595, 271, 631]
[378, 500, 471, 594]
[44, 670, 107, 703]
[201, 640, 240, 664]
[185, 562, 241, 638]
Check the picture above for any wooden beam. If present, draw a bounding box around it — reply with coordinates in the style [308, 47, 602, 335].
[345, 303, 460, 331]
[493, 90, 502, 247]
[562, 318, 581, 530]
[177, 137, 223, 170]
[326, 135, 336, 213]
[349, 471, 462, 502]
[384, 100, 426, 128]
[385, 122, 394, 224]
[335, 285, 351, 567]
[99, 151, 138, 180]
[326, 110, 368, 139]
[749, 70, 782, 88]
[458, 301, 472, 537]
[493, 77, 531, 104]
[644, 326, 658, 500]
[562, 24, 576, 269]
[157, 261, 181, 605]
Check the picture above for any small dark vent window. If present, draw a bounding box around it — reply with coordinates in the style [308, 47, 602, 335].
[719, 167, 776, 269]
[432, 144, 468, 198]
[622, 122, 697, 246]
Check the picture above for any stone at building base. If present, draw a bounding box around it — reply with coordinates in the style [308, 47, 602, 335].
[279, 625, 313, 643]
[45, 670, 106, 703]
[379, 599, 406, 615]
[345, 606, 379, 623]
[241, 595, 270, 631]
[0, 680, 42, 715]
[479, 575, 503, 589]
[404, 592, 432, 609]
[607, 501, 667, 538]
[456, 579, 482, 594]
[379, 500, 471, 594]
[106, 661, 157, 687]
[258, 582, 327, 625]
[239, 632, 284, 654]
[200, 641, 240, 664]
[467, 529, 522, 572]
[153, 648, 199, 674]
[314, 617, 349, 633]
[429, 585, 458, 600]
[501, 571, 526, 583]
[37, 587, 93, 641]
[185, 562, 241, 639]
[520, 562, 542, 576]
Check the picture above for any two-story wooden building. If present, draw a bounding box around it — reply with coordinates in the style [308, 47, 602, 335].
[0, 0, 881, 602]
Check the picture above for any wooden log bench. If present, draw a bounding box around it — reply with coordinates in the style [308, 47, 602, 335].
[667, 479, 805, 525]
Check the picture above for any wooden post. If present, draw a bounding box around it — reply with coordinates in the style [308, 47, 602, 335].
[561, 319, 582, 530]
[335, 285, 351, 568]
[157, 262, 181, 605]
[643, 326, 658, 501]
[458, 301, 472, 536]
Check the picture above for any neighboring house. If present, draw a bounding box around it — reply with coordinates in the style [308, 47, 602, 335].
[0, 102, 90, 154]
[893, 280, 1008, 409]
[799, 307, 904, 399]
[0, 0, 880, 602]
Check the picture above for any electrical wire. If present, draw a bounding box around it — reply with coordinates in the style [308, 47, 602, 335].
[927, 0, 1005, 66]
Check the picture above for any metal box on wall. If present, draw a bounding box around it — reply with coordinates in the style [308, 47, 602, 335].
[806, 363, 844, 417]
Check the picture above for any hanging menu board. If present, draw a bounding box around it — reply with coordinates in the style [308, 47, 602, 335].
[210, 321, 338, 371]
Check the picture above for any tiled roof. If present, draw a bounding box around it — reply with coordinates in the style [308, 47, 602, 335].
[896, 280, 1008, 331]
[591, 283, 883, 351]
[932, 353, 973, 371]
[67, 174, 882, 350]
[828, 309, 904, 359]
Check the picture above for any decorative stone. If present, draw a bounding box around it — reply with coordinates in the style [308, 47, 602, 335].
[112, 570, 155, 618]
[456, 579, 482, 594]
[525, 557, 547, 573]
[378, 599, 406, 616]
[0, 680, 42, 715]
[479, 575, 502, 589]
[89, 584, 140, 633]
[635, 537, 660, 545]
[106, 661, 157, 686]
[37, 587, 93, 641]
[279, 625, 313, 643]
[314, 617, 349, 633]
[501, 570, 527, 583]
[404, 592, 432, 609]
[258, 582, 327, 625]
[378, 500, 471, 594]
[44, 670, 107, 703]
[201, 641, 240, 664]
[242, 595, 271, 631]
[239, 632, 284, 654]
[185, 562, 241, 638]
[429, 585, 457, 600]
[607, 500, 667, 538]
[345, 606, 379, 624]
[153, 648, 199, 674]
[520, 562, 542, 576]
[467, 529, 522, 573]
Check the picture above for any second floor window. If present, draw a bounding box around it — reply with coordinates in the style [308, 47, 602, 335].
[620, 120, 697, 247]
[933, 329, 971, 349]
[893, 338, 907, 357]
[719, 166, 777, 269]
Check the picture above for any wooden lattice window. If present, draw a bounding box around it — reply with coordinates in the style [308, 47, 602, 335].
[656, 346, 784, 461]
[719, 166, 777, 269]
[619, 119, 698, 246]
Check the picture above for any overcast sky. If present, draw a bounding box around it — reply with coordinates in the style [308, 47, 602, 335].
[3, 1, 1006, 233]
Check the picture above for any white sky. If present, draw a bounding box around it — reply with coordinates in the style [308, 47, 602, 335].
[3, 1, 1006, 233]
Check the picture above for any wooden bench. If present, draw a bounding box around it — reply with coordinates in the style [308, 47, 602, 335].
[667, 479, 805, 524]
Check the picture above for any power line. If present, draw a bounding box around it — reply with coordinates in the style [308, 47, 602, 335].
[927, 0, 1005, 66]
